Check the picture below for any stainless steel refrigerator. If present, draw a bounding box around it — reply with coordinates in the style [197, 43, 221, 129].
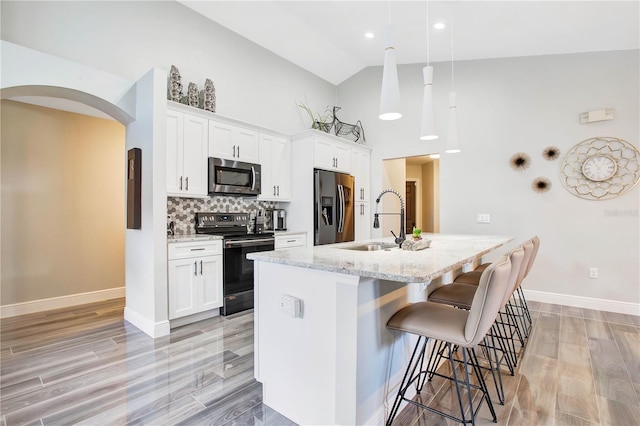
[314, 169, 355, 245]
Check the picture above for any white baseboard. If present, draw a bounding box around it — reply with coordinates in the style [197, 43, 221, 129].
[0, 287, 125, 318]
[524, 289, 640, 316]
[124, 306, 170, 338]
[169, 309, 220, 329]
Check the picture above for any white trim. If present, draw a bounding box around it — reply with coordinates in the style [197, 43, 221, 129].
[124, 306, 170, 338]
[524, 289, 640, 316]
[169, 309, 220, 329]
[0, 287, 125, 318]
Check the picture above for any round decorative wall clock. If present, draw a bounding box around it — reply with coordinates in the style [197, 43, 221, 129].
[559, 137, 640, 200]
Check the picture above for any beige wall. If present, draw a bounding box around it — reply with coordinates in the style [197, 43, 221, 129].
[422, 161, 440, 233]
[1, 100, 125, 305]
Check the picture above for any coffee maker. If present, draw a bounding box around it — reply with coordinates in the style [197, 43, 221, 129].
[269, 209, 287, 231]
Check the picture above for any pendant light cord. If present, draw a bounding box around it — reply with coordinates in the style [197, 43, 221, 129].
[450, 0, 455, 91]
[426, 0, 430, 66]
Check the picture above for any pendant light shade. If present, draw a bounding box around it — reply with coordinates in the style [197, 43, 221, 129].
[420, 66, 438, 140]
[445, 92, 460, 153]
[379, 24, 401, 120]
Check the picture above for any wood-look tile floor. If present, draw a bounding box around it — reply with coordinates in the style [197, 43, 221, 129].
[393, 301, 640, 426]
[0, 299, 295, 426]
[1, 299, 638, 425]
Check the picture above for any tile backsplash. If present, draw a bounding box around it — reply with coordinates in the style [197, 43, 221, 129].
[167, 196, 280, 234]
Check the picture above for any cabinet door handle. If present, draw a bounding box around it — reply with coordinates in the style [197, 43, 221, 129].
[179, 176, 183, 190]
[185, 177, 189, 191]
[190, 248, 205, 251]
[194, 261, 198, 276]
[232, 145, 236, 157]
[200, 260, 203, 275]
[277, 185, 280, 196]
[237, 146, 240, 157]
[273, 185, 276, 196]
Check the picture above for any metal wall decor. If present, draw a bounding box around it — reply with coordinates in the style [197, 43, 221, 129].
[509, 152, 531, 171]
[532, 177, 551, 193]
[542, 146, 560, 161]
[559, 137, 640, 200]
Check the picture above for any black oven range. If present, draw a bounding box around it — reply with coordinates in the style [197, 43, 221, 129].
[195, 212, 274, 316]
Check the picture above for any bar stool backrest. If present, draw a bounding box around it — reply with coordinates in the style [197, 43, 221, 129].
[464, 255, 512, 345]
[500, 246, 526, 307]
[523, 236, 540, 278]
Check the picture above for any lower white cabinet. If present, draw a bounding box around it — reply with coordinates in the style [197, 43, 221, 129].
[168, 240, 223, 320]
[355, 202, 371, 241]
[275, 233, 307, 249]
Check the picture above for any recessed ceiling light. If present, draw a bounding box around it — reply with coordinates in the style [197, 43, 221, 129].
[433, 22, 446, 30]
[364, 32, 375, 39]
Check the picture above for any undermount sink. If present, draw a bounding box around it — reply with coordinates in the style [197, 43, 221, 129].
[341, 242, 398, 251]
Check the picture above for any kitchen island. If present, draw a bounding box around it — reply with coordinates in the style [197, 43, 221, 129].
[248, 234, 512, 425]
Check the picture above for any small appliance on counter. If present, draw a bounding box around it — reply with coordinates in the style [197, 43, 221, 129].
[254, 211, 265, 234]
[269, 209, 287, 231]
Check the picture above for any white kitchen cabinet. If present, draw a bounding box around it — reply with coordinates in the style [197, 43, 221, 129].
[355, 201, 371, 241]
[313, 136, 351, 172]
[259, 134, 291, 201]
[275, 233, 307, 249]
[168, 240, 223, 320]
[209, 120, 259, 163]
[166, 108, 208, 197]
[351, 146, 371, 202]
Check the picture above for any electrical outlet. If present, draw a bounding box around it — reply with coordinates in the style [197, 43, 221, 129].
[589, 267, 598, 279]
[279, 294, 302, 318]
[476, 214, 490, 224]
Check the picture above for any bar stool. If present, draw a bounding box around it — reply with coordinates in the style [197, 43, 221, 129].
[385, 255, 512, 425]
[426, 245, 526, 403]
[453, 237, 540, 339]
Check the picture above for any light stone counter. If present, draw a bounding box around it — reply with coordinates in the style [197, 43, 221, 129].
[248, 233, 512, 283]
[167, 234, 223, 243]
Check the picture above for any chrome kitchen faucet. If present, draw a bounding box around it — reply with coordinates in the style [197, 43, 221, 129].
[373, 189, 406, 248]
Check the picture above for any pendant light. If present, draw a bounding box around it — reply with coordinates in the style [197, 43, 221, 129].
[445, 1, 460, 153]
[379, 1, 401, 120]
[420, 0, 438, 140]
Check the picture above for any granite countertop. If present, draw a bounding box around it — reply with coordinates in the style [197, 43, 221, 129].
[247, 234, 513, 283]
[167, 234, 224, 243]
[274, 230, 307, 237]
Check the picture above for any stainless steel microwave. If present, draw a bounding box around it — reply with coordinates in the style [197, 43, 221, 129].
[208, 157, 261, 196]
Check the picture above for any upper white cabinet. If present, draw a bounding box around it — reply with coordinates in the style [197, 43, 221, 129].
[259, 134, 291, 201]
[313, 136, 351, 173]
[166, 108, 208, 197]
[351, 146, 371, 202]
[209, 121, 259, 163]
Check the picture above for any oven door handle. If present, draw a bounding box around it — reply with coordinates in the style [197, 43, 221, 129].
[225, 238, 274, 249]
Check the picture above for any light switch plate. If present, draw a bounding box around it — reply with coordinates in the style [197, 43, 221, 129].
[279, 294, 302, 318]
[476, 214, 490, 224]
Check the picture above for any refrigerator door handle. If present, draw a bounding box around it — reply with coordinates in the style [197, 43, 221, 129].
[337, 184, 345, 233]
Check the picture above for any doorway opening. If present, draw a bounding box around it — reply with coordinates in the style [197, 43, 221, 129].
[382, 154, 439, 235]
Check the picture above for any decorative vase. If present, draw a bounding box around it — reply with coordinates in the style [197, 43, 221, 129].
[167, 65, 183, 102]
[184, 82, 199, 108]
[200, 78, 216, 112]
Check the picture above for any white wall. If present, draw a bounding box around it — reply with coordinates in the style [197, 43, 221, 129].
[0, 0, 336, 133]
[1, 1, 338, 331]
[338, 51, 640, 311]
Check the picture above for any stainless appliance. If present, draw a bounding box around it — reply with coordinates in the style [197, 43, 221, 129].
[270, 209, 287, 231]
[314, 169, 355, 245]
[195, 212, 274, 315]
[208, 157, 261, 196]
